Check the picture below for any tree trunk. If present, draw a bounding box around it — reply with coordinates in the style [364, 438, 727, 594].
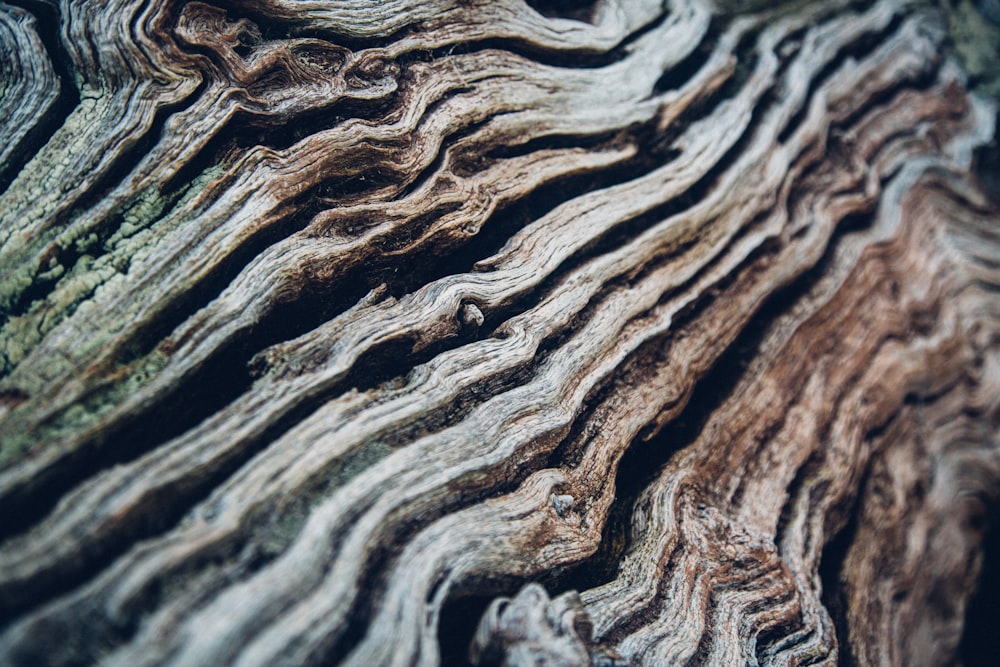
[1, 0, 999, 664]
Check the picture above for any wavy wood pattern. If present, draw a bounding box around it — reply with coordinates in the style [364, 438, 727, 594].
[1, 0, 998, 664]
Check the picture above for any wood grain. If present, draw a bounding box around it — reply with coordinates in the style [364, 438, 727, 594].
[0, 0, 998, 664]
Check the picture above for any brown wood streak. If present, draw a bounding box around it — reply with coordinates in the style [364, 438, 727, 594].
[0, 0, 998, 665]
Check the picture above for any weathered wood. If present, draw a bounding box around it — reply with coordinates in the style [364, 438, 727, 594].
[0, 0, 998, 664]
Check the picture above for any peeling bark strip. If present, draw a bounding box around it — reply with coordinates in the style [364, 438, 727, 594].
[1, 0, 999, 664]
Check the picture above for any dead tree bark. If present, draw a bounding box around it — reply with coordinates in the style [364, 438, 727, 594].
[1, 0, 999, 664]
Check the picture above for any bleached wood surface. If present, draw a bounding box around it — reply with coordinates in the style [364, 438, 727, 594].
[1, 0, 999, 664]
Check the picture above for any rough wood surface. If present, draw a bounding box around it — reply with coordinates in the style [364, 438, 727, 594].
[1, 0, 999, 665]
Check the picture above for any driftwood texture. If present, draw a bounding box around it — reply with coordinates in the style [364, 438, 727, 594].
[1, 0, 1000, 664]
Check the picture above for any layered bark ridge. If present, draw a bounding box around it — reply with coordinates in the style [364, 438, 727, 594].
[1, 0, 999, 664]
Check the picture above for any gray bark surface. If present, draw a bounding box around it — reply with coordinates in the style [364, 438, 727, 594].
[1, 0, 999, 664]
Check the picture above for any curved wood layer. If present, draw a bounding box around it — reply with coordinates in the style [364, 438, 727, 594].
[0, 0, 998, 664]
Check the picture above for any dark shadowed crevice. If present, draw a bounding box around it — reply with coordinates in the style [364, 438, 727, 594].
[438, 592, 502, 667]
[960, 508, 1000, 666]
[652, 19, 720, 94]
[525, 0, 600, 24]
[218, 85, 405, 155]
[972, 117, 1000, 202]
[816, 488, 863, 667]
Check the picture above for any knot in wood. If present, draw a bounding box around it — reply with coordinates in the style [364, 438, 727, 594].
[550, 493, 575, 517]
[347, 53, 399, 85]
[460, 302, 485, 328]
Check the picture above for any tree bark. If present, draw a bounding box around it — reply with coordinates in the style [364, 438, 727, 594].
[1, 0, 999, 664]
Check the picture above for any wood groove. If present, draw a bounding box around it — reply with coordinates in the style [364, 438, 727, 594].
[1, 0, 998, 664]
